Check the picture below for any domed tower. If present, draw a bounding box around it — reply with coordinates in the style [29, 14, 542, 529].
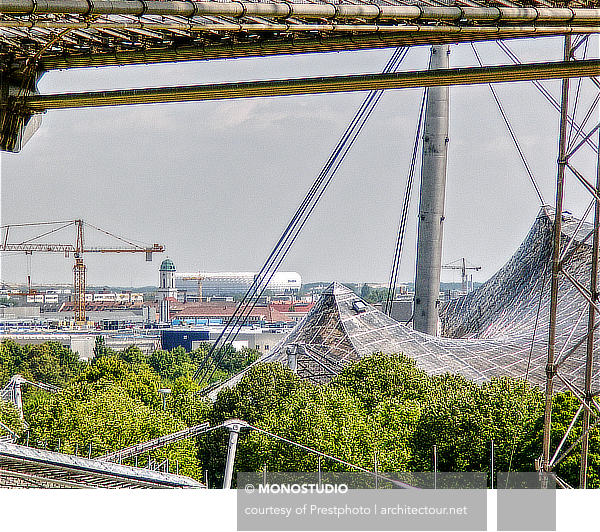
[157, 258, 177, 323]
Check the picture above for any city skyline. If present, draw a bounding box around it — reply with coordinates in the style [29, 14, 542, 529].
[1, 37, 598, 288]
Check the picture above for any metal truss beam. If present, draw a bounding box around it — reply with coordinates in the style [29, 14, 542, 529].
[0, 243, 163, 253]
[0, 1, 598, 71]
[579, 104, 600, 489]
[98, 422, 210, 463]
[542, 34, 600, 488]
[2, 1, 599, 24]
[0, 441, 203, 488]
[28, 32, 597, 71]
[498, 40, 599, 155]
[16, 58, 600, 111]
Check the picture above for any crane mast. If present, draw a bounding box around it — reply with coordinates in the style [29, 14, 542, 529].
[442, 258, 482, 292]
[0, 220, 164, 324]
[74, 220, 86, 324]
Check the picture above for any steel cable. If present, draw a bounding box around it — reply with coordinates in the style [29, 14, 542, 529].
[384, 88, 426, 316]
[472, 43, 545, 206]
[197, 47, 410, 384]
[194, 47, 410, 385]
[246, 423, 412, 487]
[496, 40, 598, 154]
[505, 266, 548, 482]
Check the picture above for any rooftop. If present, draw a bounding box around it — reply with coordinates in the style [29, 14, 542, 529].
[0, 441, 203, 488]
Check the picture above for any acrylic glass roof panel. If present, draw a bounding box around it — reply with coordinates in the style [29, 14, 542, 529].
[247, 208, 600, 394]
[0, 441, 204, 488]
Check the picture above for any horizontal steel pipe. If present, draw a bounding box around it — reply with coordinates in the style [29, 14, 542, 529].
[2, 20, 600, 34]
[0, 0, 599, 24]
[19, 59, 600, 111]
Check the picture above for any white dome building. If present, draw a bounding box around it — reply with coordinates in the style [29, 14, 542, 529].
[175, 271, 301, 298]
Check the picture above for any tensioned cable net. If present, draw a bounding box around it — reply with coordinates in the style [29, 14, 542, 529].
[212, 208, 600, 394]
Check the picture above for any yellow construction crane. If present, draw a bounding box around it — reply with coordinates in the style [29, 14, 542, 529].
[0, 220, 164, 324]
[180, 273, 206, 301]
[442, 258, 482, 293]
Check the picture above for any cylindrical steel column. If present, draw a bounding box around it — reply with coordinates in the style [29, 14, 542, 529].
[223, 422, 241, 489]
[286, 345, 298, 373]
[413, 45, 450, 335]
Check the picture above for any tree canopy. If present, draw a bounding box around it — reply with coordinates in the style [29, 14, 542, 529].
[0, 338, 258, 482]
[1, 339, 597, 488]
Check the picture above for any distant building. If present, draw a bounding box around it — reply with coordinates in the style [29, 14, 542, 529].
[24, 290, 142, 307]
[168, 300, 288, 326]
[175, 271, 301, 299]
[156, 258, 178, 323]
[269, 301, 315, 323]
[0, 333, 159, 360]
[0, 306, 40, 319]
[160, 329, 210, 351]
[160, 327, 288, 354]
[93, 293, 116, 302]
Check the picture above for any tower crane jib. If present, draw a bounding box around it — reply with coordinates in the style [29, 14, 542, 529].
[0, 220, 165, 324]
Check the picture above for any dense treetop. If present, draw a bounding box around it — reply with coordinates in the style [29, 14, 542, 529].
[0, 340, 597, 487]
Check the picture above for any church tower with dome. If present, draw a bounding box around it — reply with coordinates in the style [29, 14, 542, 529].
[157, 258, 177, 323]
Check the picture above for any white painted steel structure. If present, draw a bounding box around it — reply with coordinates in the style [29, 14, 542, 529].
[413, 44, 450, 336]
[0, 441, 204, 488]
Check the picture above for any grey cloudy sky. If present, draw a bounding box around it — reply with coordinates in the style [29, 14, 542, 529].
[1, 36, 598, 288]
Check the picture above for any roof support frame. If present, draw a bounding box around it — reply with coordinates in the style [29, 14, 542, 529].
[12, 58, 600, 112]
[542, 35, 600, 488]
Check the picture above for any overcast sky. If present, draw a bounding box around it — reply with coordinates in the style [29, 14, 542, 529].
[1, 36, 598, 288]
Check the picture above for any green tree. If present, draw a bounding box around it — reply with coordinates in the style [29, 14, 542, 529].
[204, 354, 551, 484]
[240, 385, 376, 473]
[0, 339, 84, 387]
[119, 345, 148, 365]
[78, 355, 162, 409]
[218, 346, 260, 374]
[149, 346, 198, 381]
[210, 362, 305, 425]
[360, 284, 371, 300]
[522, 391, 600, 488]
[198, 362, 306, 486]
[478, 377, 544, 473]
[332, 353, 430, 411]
[0, 400, 26, 439]
[93, 336, 114, 359]
[25, 381, 201, 479]
[411, 374, 498, 471]
[409, 374, 544, 474]
[369, 397, 422, 471]
[167, 375, 211, 427]
[0, 341, 16, 384]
